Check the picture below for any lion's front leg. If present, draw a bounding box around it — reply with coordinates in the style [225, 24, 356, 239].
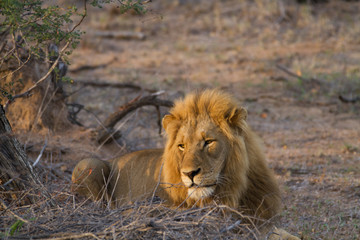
[71, 158, 111, 201]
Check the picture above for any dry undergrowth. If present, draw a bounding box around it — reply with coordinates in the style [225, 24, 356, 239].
[1, 185, 273, 240]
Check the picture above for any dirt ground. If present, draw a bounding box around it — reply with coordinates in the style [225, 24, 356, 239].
[4, 1, 360, 239]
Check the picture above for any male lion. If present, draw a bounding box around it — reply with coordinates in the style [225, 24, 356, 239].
[72, 89, 299, 239]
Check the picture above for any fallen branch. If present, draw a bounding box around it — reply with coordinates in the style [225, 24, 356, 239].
[92, 31, 146, 41]
[339, 95, 360, 103]
[74, 79, 149, 91]
[96, 91, 173, 144]
[103, 91, 173, 130]
[69, 57, 117, 73]
[276, 64, 323, 85]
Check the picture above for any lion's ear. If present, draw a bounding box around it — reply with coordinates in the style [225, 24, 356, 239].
[226, 107, 247, 126]
[162, 114, 176, 132]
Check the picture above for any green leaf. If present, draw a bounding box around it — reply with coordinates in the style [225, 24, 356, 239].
[9, 220, 24, 236]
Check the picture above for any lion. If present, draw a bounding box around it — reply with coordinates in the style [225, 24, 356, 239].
[72, 89, 299, 240]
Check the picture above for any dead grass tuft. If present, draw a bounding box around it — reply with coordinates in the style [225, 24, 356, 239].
[1, 184, 270, 239]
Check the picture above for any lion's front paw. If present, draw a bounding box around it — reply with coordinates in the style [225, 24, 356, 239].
[267, 227, 300, 240]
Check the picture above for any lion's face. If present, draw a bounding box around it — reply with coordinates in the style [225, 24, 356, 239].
[170, 117, 231, 200]
[162, 89, 251, 208]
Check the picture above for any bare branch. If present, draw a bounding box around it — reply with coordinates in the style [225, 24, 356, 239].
[69, 57, 117, 73]
[102, 91, 173, 130]
[92, 31, 146, 41]
[276, 64, 323, 85]
[96, 92, 173, 143]
[74, 78, 157, 92]
[338, 95, 360, 103]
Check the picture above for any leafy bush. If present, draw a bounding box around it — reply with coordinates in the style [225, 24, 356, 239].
[0, 0, 147, 102]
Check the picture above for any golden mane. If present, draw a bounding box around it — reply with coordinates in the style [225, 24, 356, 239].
[162, 89, 281, 219]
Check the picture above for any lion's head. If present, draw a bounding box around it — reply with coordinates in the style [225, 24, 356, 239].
[161, 89, 281, 219]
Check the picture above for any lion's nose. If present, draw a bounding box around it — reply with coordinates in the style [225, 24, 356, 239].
[183, 168, 201, 182]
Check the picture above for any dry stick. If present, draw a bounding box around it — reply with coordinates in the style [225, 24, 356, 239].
[42, 232, 101, 240]
[1, 198, 51, 233]
[96, 111, 136, 151]
[93, 30, 146, 40]
[102, 91, 173, 130]
[219, 205, 260, 234]
[150, 161, 165, 207]
[32, 138, 47, 167]
[69, 57, 117, 73]
[0, 199, 30, 224]
[276, 64, 323, 85]
[96, 92, 173, 143]
[29, 79, 52, 134]
[0, 50, 32, 82]
[74, 78, 157, 92]
[220, 220, 242, 233]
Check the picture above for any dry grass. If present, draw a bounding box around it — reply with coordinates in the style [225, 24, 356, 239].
[1, 185, 273, 240]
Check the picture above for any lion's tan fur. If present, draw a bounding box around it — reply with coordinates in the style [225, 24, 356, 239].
[161, 90, 281, 219]
[72, 89, 281, 220]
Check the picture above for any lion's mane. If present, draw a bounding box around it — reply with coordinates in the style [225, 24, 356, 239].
[161, 89, 281, 219]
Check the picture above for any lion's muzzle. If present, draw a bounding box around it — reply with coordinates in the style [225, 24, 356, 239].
[181, 167, 217, 200]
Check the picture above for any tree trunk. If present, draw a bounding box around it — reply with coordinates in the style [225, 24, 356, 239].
[0, 105, 54, 206]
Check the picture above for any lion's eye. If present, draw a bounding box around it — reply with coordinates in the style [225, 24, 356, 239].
[204, 139, 214, 146]
[178, 144, 185, 151]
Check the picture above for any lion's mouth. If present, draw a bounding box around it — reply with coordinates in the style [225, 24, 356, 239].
[187, 183, 216, 200]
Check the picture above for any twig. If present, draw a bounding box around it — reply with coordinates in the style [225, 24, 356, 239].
[39, 232, 101, 240]
[0, 199, 29, 224]
[66, 0, 87, 36]
[32, 139, 48, 167]
[220, 220, 242, 233]
[0, 48, 32, 81]
[276, 64, 323, 85]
